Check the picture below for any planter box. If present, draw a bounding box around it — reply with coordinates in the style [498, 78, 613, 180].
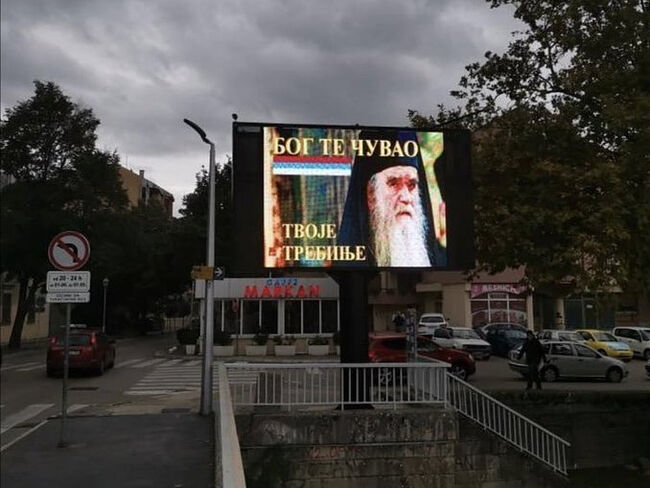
[213, 345, 235, 357]
[246, 345, 268, 356]
[308, 345, 330, 356]
[184, 344, 196, 355]
[274, 345, 296, 356]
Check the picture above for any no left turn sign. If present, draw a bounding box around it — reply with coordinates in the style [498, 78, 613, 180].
[48, 231, 91, 271]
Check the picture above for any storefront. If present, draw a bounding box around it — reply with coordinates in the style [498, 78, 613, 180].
[200, 277, 339, 337]
[470, 283, 529, 327]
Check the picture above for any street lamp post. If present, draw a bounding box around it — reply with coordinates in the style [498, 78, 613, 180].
[183, 118, 216, 416]
[102, 277, 109, 334]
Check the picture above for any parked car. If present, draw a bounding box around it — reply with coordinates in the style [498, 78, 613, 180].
[417, 313, 449, 334]
[481, 326, 528, 357]
[574, 329, 633, 361]
[429, 327, 492, 360]
[538, 329, 584, 343]
[368, 333, 476, 380]
[47, 326, 116, 376]
[509, 340, 628, 383]
[612, 326, 650, 360]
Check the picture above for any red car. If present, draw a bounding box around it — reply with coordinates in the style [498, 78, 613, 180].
[47, 327, 116, 376]
[368, 333, 476, 380]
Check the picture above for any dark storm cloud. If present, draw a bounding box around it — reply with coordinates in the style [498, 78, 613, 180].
[1, 0, 521, 211]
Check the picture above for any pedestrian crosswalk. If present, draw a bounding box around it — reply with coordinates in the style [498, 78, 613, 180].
[125, 362, 259, 396]
[0, 403, 90, 436]
[2, 357, 205, 373]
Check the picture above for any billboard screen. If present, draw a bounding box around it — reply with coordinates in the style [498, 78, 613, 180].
[232, 123, 473, 272]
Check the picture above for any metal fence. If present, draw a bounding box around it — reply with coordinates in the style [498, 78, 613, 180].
[445, 372, 570, 475]
[225, 362, 449, 409]
[222, 361, 571, 476]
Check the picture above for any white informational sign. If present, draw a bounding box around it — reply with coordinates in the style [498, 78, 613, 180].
[46, 292, 90, 303]
[47, 271, 91, 293]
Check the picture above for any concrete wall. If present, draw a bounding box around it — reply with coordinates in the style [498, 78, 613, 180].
[442, 283, 470, 327]
[236, 408, 559, 488]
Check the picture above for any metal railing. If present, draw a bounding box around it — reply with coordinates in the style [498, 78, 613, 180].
[225, 362, 449, 409]
[445, 372, 570, 475]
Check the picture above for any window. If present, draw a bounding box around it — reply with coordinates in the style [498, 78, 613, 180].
[303, 301, 319, 334]
[213, 300, 223, 333]
[575, 344, 599, 358]
[260, 301, 278, 334]
[321, 300, 338, 333]
[285, 300, 301, 334]
[1, 293, 12, 325]
[550, 343, 573, 356]
[242, 300, 260, 334]
[471, 289, 527, 327]
[578, 331, 592, 341]
[224, 300, 238, 334]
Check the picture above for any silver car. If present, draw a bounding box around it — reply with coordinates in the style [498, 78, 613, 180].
[538, 329, 584, 343]
[508, 340, 629, 383]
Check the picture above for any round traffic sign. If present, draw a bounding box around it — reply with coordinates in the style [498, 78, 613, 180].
[47, 231, 91, 271]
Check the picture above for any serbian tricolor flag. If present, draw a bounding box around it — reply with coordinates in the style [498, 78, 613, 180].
[272, 155, 352, 176]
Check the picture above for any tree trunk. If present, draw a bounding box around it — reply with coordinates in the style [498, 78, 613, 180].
[8, 277, 37, 350]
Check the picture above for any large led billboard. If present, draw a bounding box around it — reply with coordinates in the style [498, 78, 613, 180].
[232, 123, 473, 273]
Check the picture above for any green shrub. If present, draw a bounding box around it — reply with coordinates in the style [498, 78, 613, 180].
[176, 327, 199, 345]
[253, 331, 269, 345]
[273, 335, 296, 345]
[308, 335, 329, 345]
[214, 329, 232, 346]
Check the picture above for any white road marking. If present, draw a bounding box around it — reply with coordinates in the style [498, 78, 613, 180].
[67, 404, 89, 414]
[1, 362, 39, 372]
[130, 359, 168, 368]
[1, 404, 54, 434]
[1, 420, 48, 453]
[16, 364, 46, 372]
[113, 359, 144, 368]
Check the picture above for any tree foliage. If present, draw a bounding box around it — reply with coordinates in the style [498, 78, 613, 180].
[1, 81, 127, 347]
[410, 0, 650, 294]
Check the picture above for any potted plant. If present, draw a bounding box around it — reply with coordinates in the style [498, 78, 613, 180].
[273, 335, 296, 356]
[176, 327, 199, 355]
[308, 335, 330, 356]
[246, 330, 269, 356]
[213, 329, 235, 357]
[332, 330, 341, 355]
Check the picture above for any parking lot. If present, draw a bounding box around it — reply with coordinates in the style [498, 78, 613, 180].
[470, 356, 649, 392]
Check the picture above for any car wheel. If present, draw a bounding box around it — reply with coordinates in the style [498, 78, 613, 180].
[450, 363, 468, 381]
[606, 367, 623, 383]
[541, 366, 558, 383]
[643, 349, 650, 361]
[96, 357, 106, 376]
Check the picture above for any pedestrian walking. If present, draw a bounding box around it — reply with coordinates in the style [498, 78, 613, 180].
[517, 330, 547, 390]
[392, 311, 405, 332]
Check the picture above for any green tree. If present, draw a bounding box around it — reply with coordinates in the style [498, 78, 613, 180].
[1, 81, 127, 348]
[410, 0, 650, 294]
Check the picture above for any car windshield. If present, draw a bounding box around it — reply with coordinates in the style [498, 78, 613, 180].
[504, 330, 527, 339]
[55, 334, 90, 346]
[422, 316, 444, 323]
[558, 332, 581, 341]
[452, 329, 480, 339]
[593, 332, 617, 342]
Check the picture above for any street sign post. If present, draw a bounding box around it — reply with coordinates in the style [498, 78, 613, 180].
[47, 231, 91, 448]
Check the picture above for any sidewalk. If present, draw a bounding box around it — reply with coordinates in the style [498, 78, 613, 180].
[1, 413, 214, 488]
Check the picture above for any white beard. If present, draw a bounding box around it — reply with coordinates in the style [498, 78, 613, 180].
[368, 178, 431, 267]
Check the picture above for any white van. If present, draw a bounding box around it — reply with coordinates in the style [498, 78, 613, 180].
[612, 327, 650, 360]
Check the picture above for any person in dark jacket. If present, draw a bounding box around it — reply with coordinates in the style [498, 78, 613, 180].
[517, 330, 547, 390]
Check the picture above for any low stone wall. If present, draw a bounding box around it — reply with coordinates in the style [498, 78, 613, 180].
[236, 408, 560, 488]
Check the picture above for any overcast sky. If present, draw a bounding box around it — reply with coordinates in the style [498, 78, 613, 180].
[1, 0, 521, 214]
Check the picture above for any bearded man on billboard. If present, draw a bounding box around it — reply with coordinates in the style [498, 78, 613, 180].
[337, 130, 445, 268]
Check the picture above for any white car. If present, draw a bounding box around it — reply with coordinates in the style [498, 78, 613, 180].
[430, 327, 492, 359]
[417, 313, 449, 335]
[612, 326, 650, 360]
